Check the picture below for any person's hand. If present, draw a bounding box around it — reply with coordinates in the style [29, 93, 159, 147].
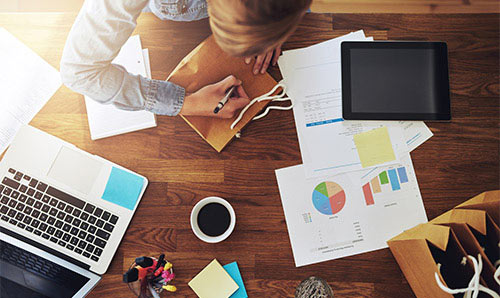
[180, 75, 250, 119]
[245, 44, 282, 75]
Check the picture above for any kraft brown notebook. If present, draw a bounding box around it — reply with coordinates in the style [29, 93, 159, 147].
[166, 35, 278, 152]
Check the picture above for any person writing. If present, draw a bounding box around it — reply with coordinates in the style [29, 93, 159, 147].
[60, 0, 311, 119]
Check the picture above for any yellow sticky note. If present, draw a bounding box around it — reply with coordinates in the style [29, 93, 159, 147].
[188, 259, 239, 298]
[353, 126, 396, 168]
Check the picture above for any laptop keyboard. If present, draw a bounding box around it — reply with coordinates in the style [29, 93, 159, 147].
[1, 239, 73, 285]
[0, 168, 120, 263]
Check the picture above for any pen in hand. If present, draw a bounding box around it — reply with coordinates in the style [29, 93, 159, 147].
[213, 86, 236, 114]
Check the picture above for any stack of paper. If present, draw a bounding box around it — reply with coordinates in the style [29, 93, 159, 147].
[188, 259, 247, 298]
[85, 35, 156, 140]
[275, 30, 433, 267]
[0, 28, 61, 154]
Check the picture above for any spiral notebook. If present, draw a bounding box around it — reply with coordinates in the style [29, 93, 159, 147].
[166, 36, 278, 152]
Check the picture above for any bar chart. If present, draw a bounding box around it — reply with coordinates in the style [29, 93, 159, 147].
[362, 166, 409, 206]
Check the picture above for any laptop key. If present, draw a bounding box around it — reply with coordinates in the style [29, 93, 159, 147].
[62, 223, 71, 232]
[47, 217, 56, 225]
[72, 209, 81, 217]
[94, 248, 103, 256]
[36, 182, 48, 192]
[39, 223, 47, 232]
[34, 230, 42, 236]
[78, 230, 87, 239]
[64, 214, 73, 223]
[55, 220, 63, 229]
[91, 255, 99, 262]
[31, 219, 40, 228]
[1, 215, 8, 221]
[8, 200, 17, 208]
[80, 212, 89, 221]
[80, 222, 89, 231]
[41, 233, 50, 239]
[19, 185, 28, 193]
[88, 216, 97, 224]
[8, 168, 16, 174]
[58, 240, 66, 247]
[34, 192, 43, 200]
[88, 226, 97, 234]
[47, 227, 55, 235]
[63, 233, 71, 242]
[94, 237, 107, 248]
[74, 248, 83, 254]
[66, 244, 74, 251]
[83, 252, 91, 258]
[39, 213, 48, 222]
[96, 219, 104, 228]
[27, 188, 35, 196]
[8, 209, 16, 218]
[3, 187, 12, 196]
[0, 206, 8, 214]
[15, 203, 24, 212]
[34, 201, 42, 209]
[55, 230, 63, 239]
[49, 237, 57, 243]
[9, 219, 17, 225]
[77, 240, 87, 249]
[86, 234, 95, 243]
[19, 194, 27, 202]
[14, 172, 23, 181]
[25, 226, 34, 232]
[22, 216, 32, 225]
[103, 223, 114, 233]
[49, 198, 58, 207]
[49, 208, 58, 216]
[31, 210, 40, 219]
[57, 201, 66, 210]
[29, 179, 38, 187]
[102, 211, 110, 221]
[11, 191, 19, 199]
[56, 211, 65, 220]
[70, 227, 79, 236]
[3, 177, 19, 190]
[94, 208, 103, 217]
[85, 243, 95, 253]
[1, 196, 9, 204]
[70, 237, 79, 245]
[64, 205, 74, 213]
[24, 206, 33, 215]
[15, 213, 24, 221]
[27, 198, 35, 206]
[17, 222, 25, 229]
[84, 203, 95, 214]
[42, 195, 50, 203]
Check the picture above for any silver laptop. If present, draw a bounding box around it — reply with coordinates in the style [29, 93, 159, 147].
[0, 125, 148, 297]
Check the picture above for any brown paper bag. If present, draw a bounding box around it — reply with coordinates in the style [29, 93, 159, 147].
[167, 35, 278, 152]
[455, 190, 500, 226]
[388, 223, 477, 298]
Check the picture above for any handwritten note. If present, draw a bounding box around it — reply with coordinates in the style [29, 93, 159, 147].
[353, 126, 396, 168]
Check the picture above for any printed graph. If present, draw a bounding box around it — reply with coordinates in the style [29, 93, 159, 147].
[362, 167, 409, 206]
[312, 181, 346, 215]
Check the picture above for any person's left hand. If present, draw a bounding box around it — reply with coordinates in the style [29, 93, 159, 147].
[245, 44, 282, 75]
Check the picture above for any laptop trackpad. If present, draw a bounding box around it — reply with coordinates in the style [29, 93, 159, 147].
[47, 146, 103, 195]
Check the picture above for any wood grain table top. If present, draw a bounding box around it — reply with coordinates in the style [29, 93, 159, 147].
[0, 12, 498, 298]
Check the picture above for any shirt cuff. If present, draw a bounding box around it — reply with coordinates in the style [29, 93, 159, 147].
[140, 76, 185, 116]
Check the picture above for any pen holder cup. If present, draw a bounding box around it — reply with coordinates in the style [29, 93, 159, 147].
[127, 258, 174, 298]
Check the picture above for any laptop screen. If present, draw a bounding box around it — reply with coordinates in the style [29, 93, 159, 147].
[1, 240, 90, 298]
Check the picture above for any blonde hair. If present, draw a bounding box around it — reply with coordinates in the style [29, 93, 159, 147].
[208, 0, 311, 57]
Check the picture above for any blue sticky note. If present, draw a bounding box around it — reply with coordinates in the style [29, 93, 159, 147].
[102, 167, 144, 210]
[223, 262, 248, 298]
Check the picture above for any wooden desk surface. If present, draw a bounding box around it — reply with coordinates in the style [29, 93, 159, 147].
[1, 12, 498, 298]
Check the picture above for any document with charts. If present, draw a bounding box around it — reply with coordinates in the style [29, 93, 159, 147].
[275, 154, 427, 267]
[278, 31, 433, 178]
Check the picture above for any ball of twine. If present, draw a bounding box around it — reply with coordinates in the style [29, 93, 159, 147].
[295, 276, 334, 298]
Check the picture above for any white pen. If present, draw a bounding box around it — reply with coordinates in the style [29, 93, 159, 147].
[213, 86, 236, 114]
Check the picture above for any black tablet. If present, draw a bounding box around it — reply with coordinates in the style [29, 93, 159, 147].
[341, 41, 451, 120]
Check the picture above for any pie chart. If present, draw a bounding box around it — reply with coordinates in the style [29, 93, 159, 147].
[312, 181, 346, 215]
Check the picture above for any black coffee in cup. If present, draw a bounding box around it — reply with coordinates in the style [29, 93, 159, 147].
[197, 202, 231, 237]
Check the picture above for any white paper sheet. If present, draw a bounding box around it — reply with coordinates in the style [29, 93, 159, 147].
[278, 31, 433, 178]
[84, 35, 156, 140]
[275, 154, 427, 267]
[0, 27, 61, 154]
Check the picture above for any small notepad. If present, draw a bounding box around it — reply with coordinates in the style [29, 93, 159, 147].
[223, 262, 248, 298]
[188, 259, 239, 298]
[353, 126, 396, 168]
[101, 167, 144, 210]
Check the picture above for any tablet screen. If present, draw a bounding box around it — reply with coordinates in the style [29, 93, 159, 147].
[341, 42, 451, 120]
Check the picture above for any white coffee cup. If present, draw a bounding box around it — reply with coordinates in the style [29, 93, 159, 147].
[190, 197, 236, 243]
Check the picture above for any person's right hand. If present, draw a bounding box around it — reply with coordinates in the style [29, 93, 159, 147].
[180, 75, 250, 119]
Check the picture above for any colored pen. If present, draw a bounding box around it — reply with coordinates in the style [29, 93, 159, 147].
[213, 86, 236, 114]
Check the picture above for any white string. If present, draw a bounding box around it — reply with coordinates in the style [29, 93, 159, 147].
[230, 80, 292, 130]
[434, 254, 500, 298]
